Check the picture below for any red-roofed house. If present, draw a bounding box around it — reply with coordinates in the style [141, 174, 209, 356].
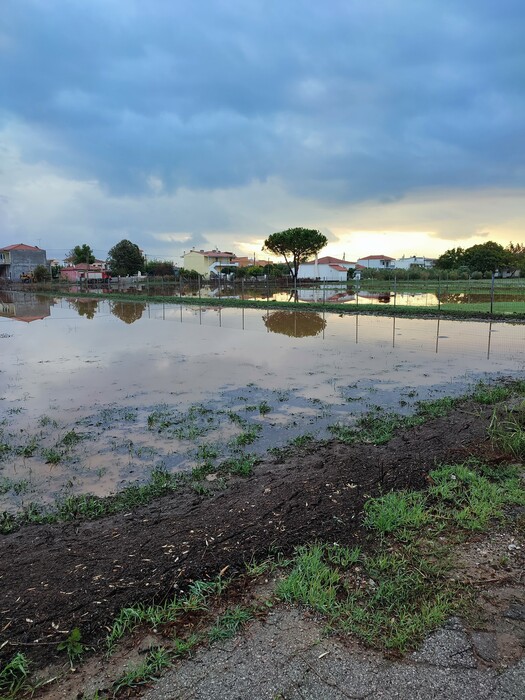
[0, 244, 48, 281]
[298, 255, 356, 281]
[356, 255, 396, 269]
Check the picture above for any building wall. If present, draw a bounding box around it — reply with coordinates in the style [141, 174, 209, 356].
[182, 251, 208, 276]
[356, 257, 395, 269]
[395, 256, 434, 270]
[8, 249, 47, 280]
[298, 263, 352, 280]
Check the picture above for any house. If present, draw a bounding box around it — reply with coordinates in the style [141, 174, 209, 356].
[395, 255, 435, 270]
[356, 255, 396, 269]
[297, 256, 356, 281]
[0, 244, 48, 281]
[182, 249, 238, 278]
[60, 264, 111, 283]
[230, 256, 270, 269]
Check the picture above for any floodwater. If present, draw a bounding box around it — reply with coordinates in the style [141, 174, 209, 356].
[1, 293, 524, 512]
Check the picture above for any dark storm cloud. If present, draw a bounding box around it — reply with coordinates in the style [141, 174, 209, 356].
[2, 0, 524, 201]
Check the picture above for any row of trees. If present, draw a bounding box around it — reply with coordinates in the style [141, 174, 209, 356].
[436, 241, 525, 274]
[65, 228, 328, 280]
[68, 240, 146, 277]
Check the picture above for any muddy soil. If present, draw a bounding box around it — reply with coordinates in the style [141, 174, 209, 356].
[0, 404, 499, 673]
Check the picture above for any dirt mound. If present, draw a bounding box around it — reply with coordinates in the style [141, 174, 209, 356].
[0, 405, 492, 670]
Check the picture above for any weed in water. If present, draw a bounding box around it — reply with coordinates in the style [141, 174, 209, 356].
[0, 477, 29, 496]
[258, 401, 271, 415]
[15, 437, 38, 458]
[289, 433, 314, 449]
[39, 415, 58, 428]
[41, 447, 62, 464]
[61, 429, 85, 447]
[220, 455, 258, 476]
[231, 424, 262, 447]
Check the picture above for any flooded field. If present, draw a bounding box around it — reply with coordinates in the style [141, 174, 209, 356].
[1, 293, 524, 513]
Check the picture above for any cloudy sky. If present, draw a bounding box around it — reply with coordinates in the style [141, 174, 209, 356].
[1, 0, 524, 264]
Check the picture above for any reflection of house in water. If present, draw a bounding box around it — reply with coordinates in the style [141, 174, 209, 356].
[358, 290, 392, 304]
[0, 292, 52, 322]
[263, 311, 327, 337]
[296, 287, 355, 303]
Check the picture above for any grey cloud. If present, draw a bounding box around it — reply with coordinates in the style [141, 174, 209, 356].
[1, 0, 525, 204]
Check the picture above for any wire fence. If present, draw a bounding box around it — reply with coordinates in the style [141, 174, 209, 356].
[4, 275, 525, 316]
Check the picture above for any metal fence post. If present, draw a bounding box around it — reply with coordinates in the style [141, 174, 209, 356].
[490, 273, 495, 315]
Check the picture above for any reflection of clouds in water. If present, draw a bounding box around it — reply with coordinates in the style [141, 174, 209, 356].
[263, 310, 327, 337]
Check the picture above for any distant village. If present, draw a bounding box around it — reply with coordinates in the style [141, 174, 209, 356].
[0, 242, 436, 284]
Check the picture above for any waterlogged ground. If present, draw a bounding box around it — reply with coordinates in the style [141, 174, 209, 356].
[1, 293, 525, 513]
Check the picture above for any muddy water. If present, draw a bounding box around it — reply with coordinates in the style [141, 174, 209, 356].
[1, 294, 524, 512]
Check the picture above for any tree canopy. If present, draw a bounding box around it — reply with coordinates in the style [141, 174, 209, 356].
[436, 241, 513, 273]
[263, 228, 327, 280]
[107, 240, 145, 276]
[68, 244, 95, 265]
[144, 260, 175, 276]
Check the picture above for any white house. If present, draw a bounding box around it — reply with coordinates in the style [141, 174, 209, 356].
[297, 256, 356, 281]
[356, 255, 396, 269]
[395, 255, 435, 270]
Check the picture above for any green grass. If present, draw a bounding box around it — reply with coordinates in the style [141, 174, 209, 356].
[363, 491, 429, 535]
[208, 606, 253, 642]
[428, 461, 525, 530]
[111, 646, 171, 696]
[472, 383, 513, 405]
[0, 652, 31, 699]
[488, 403, 525, 458]
[276, 444, 524, 652]
[276, 542, 455, 651]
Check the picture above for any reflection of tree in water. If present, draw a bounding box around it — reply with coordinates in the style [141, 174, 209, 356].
[263, 310, 327, 337]
[68, 299, 99, 319]
[110, 301, 146, 324]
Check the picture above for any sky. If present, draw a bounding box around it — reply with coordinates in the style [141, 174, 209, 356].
[1, 0, 524, 264]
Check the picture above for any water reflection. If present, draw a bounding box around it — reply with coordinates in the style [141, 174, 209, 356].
[110, 301, 146, 324]
[263, 310, 327, 337]
[68, 298, 99, 319]
[0, 291, 53, 322]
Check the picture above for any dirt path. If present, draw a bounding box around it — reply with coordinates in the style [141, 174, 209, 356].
[0, 404, 492, 673]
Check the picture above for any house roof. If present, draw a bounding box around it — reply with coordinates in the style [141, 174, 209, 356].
[302, 256, 355, 266]
[328, 264, 348, 272]
[0, 243, 43, 252]
[187, 250, 235, 258]
[61, 264, 101, 271]
[357, 255, 395, 261]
